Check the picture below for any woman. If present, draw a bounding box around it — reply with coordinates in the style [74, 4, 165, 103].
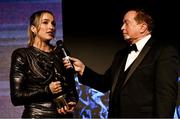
[10, 10, 78, 118]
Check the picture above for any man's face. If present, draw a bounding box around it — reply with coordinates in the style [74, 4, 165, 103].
[121, 11, 142, 43]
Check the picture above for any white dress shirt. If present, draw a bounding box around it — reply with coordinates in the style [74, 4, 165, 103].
[124, 34, 151, 71]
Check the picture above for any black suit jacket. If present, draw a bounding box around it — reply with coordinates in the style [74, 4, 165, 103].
[78, 37, 179, 118]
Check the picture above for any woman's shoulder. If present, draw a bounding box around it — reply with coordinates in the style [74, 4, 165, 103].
[13, 47, 27, 52]
[11, 47, 30, 57]
[12, 47, 26, 53]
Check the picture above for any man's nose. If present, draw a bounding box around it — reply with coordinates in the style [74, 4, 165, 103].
[121, 24, 125, 30]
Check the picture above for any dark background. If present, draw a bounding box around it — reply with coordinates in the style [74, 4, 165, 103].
[62, 0, 180, 117]
[62, 0, 180, 73]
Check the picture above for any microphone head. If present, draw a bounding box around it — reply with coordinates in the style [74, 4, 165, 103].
[56, 40, 63, 47]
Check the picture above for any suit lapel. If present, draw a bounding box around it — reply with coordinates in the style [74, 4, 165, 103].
[121, 40, 152, 88]
[111, 52, 128, 94]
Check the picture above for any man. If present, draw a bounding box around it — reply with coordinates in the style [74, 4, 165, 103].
[63, 9, 179, 118]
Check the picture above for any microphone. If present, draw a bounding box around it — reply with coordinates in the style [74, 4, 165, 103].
[56, 40, 74, 69]
[53, 40, 75, 110]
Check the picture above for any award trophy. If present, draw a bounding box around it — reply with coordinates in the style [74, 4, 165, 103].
[53, 94, 69, 109]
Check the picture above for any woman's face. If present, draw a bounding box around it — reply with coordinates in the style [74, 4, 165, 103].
[33, 13, 56, 41]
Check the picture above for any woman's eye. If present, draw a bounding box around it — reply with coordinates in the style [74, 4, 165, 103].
[52, 22, 56, 26]
[42, 21, 48, 24]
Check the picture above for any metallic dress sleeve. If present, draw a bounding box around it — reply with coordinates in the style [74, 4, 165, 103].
[10, 49, 53, 106]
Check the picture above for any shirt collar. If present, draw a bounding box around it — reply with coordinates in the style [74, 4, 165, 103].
[135, 34, 151, 52]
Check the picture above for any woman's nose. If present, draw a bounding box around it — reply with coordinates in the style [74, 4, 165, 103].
[49, 23, 55, 30]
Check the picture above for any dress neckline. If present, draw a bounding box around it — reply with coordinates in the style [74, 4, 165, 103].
[31, 46, 53, 54]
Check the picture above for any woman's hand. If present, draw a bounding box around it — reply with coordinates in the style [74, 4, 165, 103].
[49, 81, 62, 94]
[57, 101, 77, 114]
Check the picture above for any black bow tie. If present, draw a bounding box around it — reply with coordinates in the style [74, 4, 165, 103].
[127, 44, 138, 53]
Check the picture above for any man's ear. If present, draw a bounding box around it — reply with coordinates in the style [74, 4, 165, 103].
[140, 23, 148, 33]
[31, 25, 37, 34]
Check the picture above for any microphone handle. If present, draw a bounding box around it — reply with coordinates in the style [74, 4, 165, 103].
[61, 48, 74, 69]
[61, 47, 68, 57]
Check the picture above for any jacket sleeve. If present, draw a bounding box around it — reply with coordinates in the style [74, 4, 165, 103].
[78, 50, 122, 93]
[78, 66, 113, 93]
[155, 45, 179, 117]
[10, 49, 53, 106]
